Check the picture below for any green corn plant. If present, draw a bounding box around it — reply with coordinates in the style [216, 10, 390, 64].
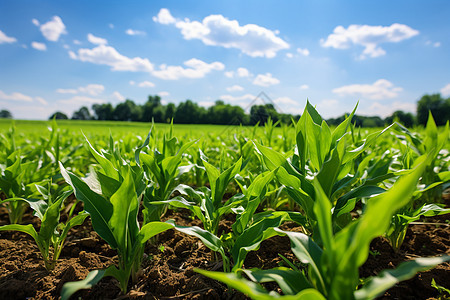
[135, 127, 196, 223]
[254, 102, 401, 237]
[0, 182, 87, 270]
[59, 162, 174, 298]
[157, 167, 306, 272]
[196, 154, 450, 299]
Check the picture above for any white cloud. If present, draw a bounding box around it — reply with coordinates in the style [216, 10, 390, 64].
[362, 101, 416, 118]
[253, 73, 280, 87]
[321, 23, 419, 59]
[286, 53, 294, 58]
[297, 48, 310, 56]
[138, 81, 155, 88]
[433, 42, 441, 47]
[219, 94, 255, 102]
[441, 83, 450, 97]
[152, 8, 176, 25]
[58, 95, 105, 105]
[152, 58, 224, 80]
[225, 67, 251, 78]
[0, 30, 17, 44]
[63, 44, 70, 49]
[300, 84, 309, 90]
[129, 80, 135, 85]
[125, 29, 146, 36]
[34, 16, 67, 42]
[70, 44, 154, 73]
[87, 33, 107, 45]
[73, 39, 81, 45]
[0, 90, 33, 102]
[155, 9, 289, 58]
[56, 84, 105, 96]
[332, 79, 402, 100]
[274, 97, 297, 106]
[198, 101, 215, 107]
[158, 91, 170, 97]
[35, 97, 48, 105]
[226, 85, 244, 92]
[31, 41, 47, 51]
[111, 91, 125, 101]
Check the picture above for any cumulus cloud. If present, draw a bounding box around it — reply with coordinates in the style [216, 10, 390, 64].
[253, 73, 280, 87]
[69, 44, 154, 72]
[441, 83, 450, 97]
[226, 85, 244, 92]
[31, 41, 47, 51]
[125, 29, 146, 36]
[73, 39, 82, 45]
[362, 101, 416, 118]
[300, 84, 309, 90]
[297, 48, 310, 56]
[35, 97, 48, 105]
[0, 90, 33, 102]
[0, 29, 17, 44]
[111, 91, 125, 101]
[321, 23, 419, 59]
[219, 94, 255, 102]
[154, 8, 289, 58]
[198, 101, 215, 108]
[274, 97, 297, 105]
[138, 81, 155, 88]
[87, 33, 107, 45]
[56, 84, 105, 96]
[152, 58, 224, 80]
[158, 91, 170, 97]
[332, 79, 402, 100]
[34, 16, 67, 42]
[152, 8, 176, 25]
[58, 95, 105, 105]
[225, 67, 251, 78]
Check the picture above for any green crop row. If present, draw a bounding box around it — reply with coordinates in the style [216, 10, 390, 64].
[0, 102, 449, 299]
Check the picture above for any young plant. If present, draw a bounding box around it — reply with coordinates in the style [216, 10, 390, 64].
[60, 163, 174, 298]
[197, 154, 450, 299]
[0, 183, 87, 270]
[135, 127, 196, 223]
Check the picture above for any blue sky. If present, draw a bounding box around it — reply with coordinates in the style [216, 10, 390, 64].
[0, 0, 449, 120]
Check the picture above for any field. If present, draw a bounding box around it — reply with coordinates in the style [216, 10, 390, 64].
[0, 104, 449, 300]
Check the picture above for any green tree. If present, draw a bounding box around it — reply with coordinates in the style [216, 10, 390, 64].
[92, 103, 114, 120]
[417, 94, 450, 126]
[165, 103, 176, 122]
[0, 109, 12, 119]
[113, 99, 142, 121]
[49, 111, 68, 120]
[174, 100, 206, 124]
[385, 110, 415, 127]
[249, 104, 279, 125]
[71, 106, 92, 120]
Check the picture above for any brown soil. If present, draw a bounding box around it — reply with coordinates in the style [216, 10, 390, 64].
[0, 206, 449, 299]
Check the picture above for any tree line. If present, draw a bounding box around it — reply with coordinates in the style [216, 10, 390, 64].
[1, 93, 449, 127]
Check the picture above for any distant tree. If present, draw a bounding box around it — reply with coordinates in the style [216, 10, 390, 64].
[165, 103, 176, 122]
[113, 99, 142, 121]
[49, 111, 68, 120]
[142, 95, 162, 122]
[175, 100, 206, 124]
[71, 106, 92, 120]
[0, 109, 12, 119]
[250, 104, 279, 125]
[92, 103, 114, 120]
[385, 110, 415, 127]
[206, 100, 246, 125]
[416, 94, 450, 126]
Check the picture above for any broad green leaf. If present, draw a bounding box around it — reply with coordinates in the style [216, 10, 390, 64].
[355, 255, 450, 300]
[170, 222, 224, 254]
[59, 162, 116, 249]
[242, 267, 312, 295]
[136, 221, 174, 245]
[39, 196, 63, 241]
[135, 125, 153, 167]
[316, 146, 341, 198]
[0, 224, 39, 242]
[109, 167, 138, 253]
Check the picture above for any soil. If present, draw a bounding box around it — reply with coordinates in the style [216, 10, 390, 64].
[0, 204, 449, 300]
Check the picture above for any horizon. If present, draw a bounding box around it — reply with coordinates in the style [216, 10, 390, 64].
[0, 1, 449, 120]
